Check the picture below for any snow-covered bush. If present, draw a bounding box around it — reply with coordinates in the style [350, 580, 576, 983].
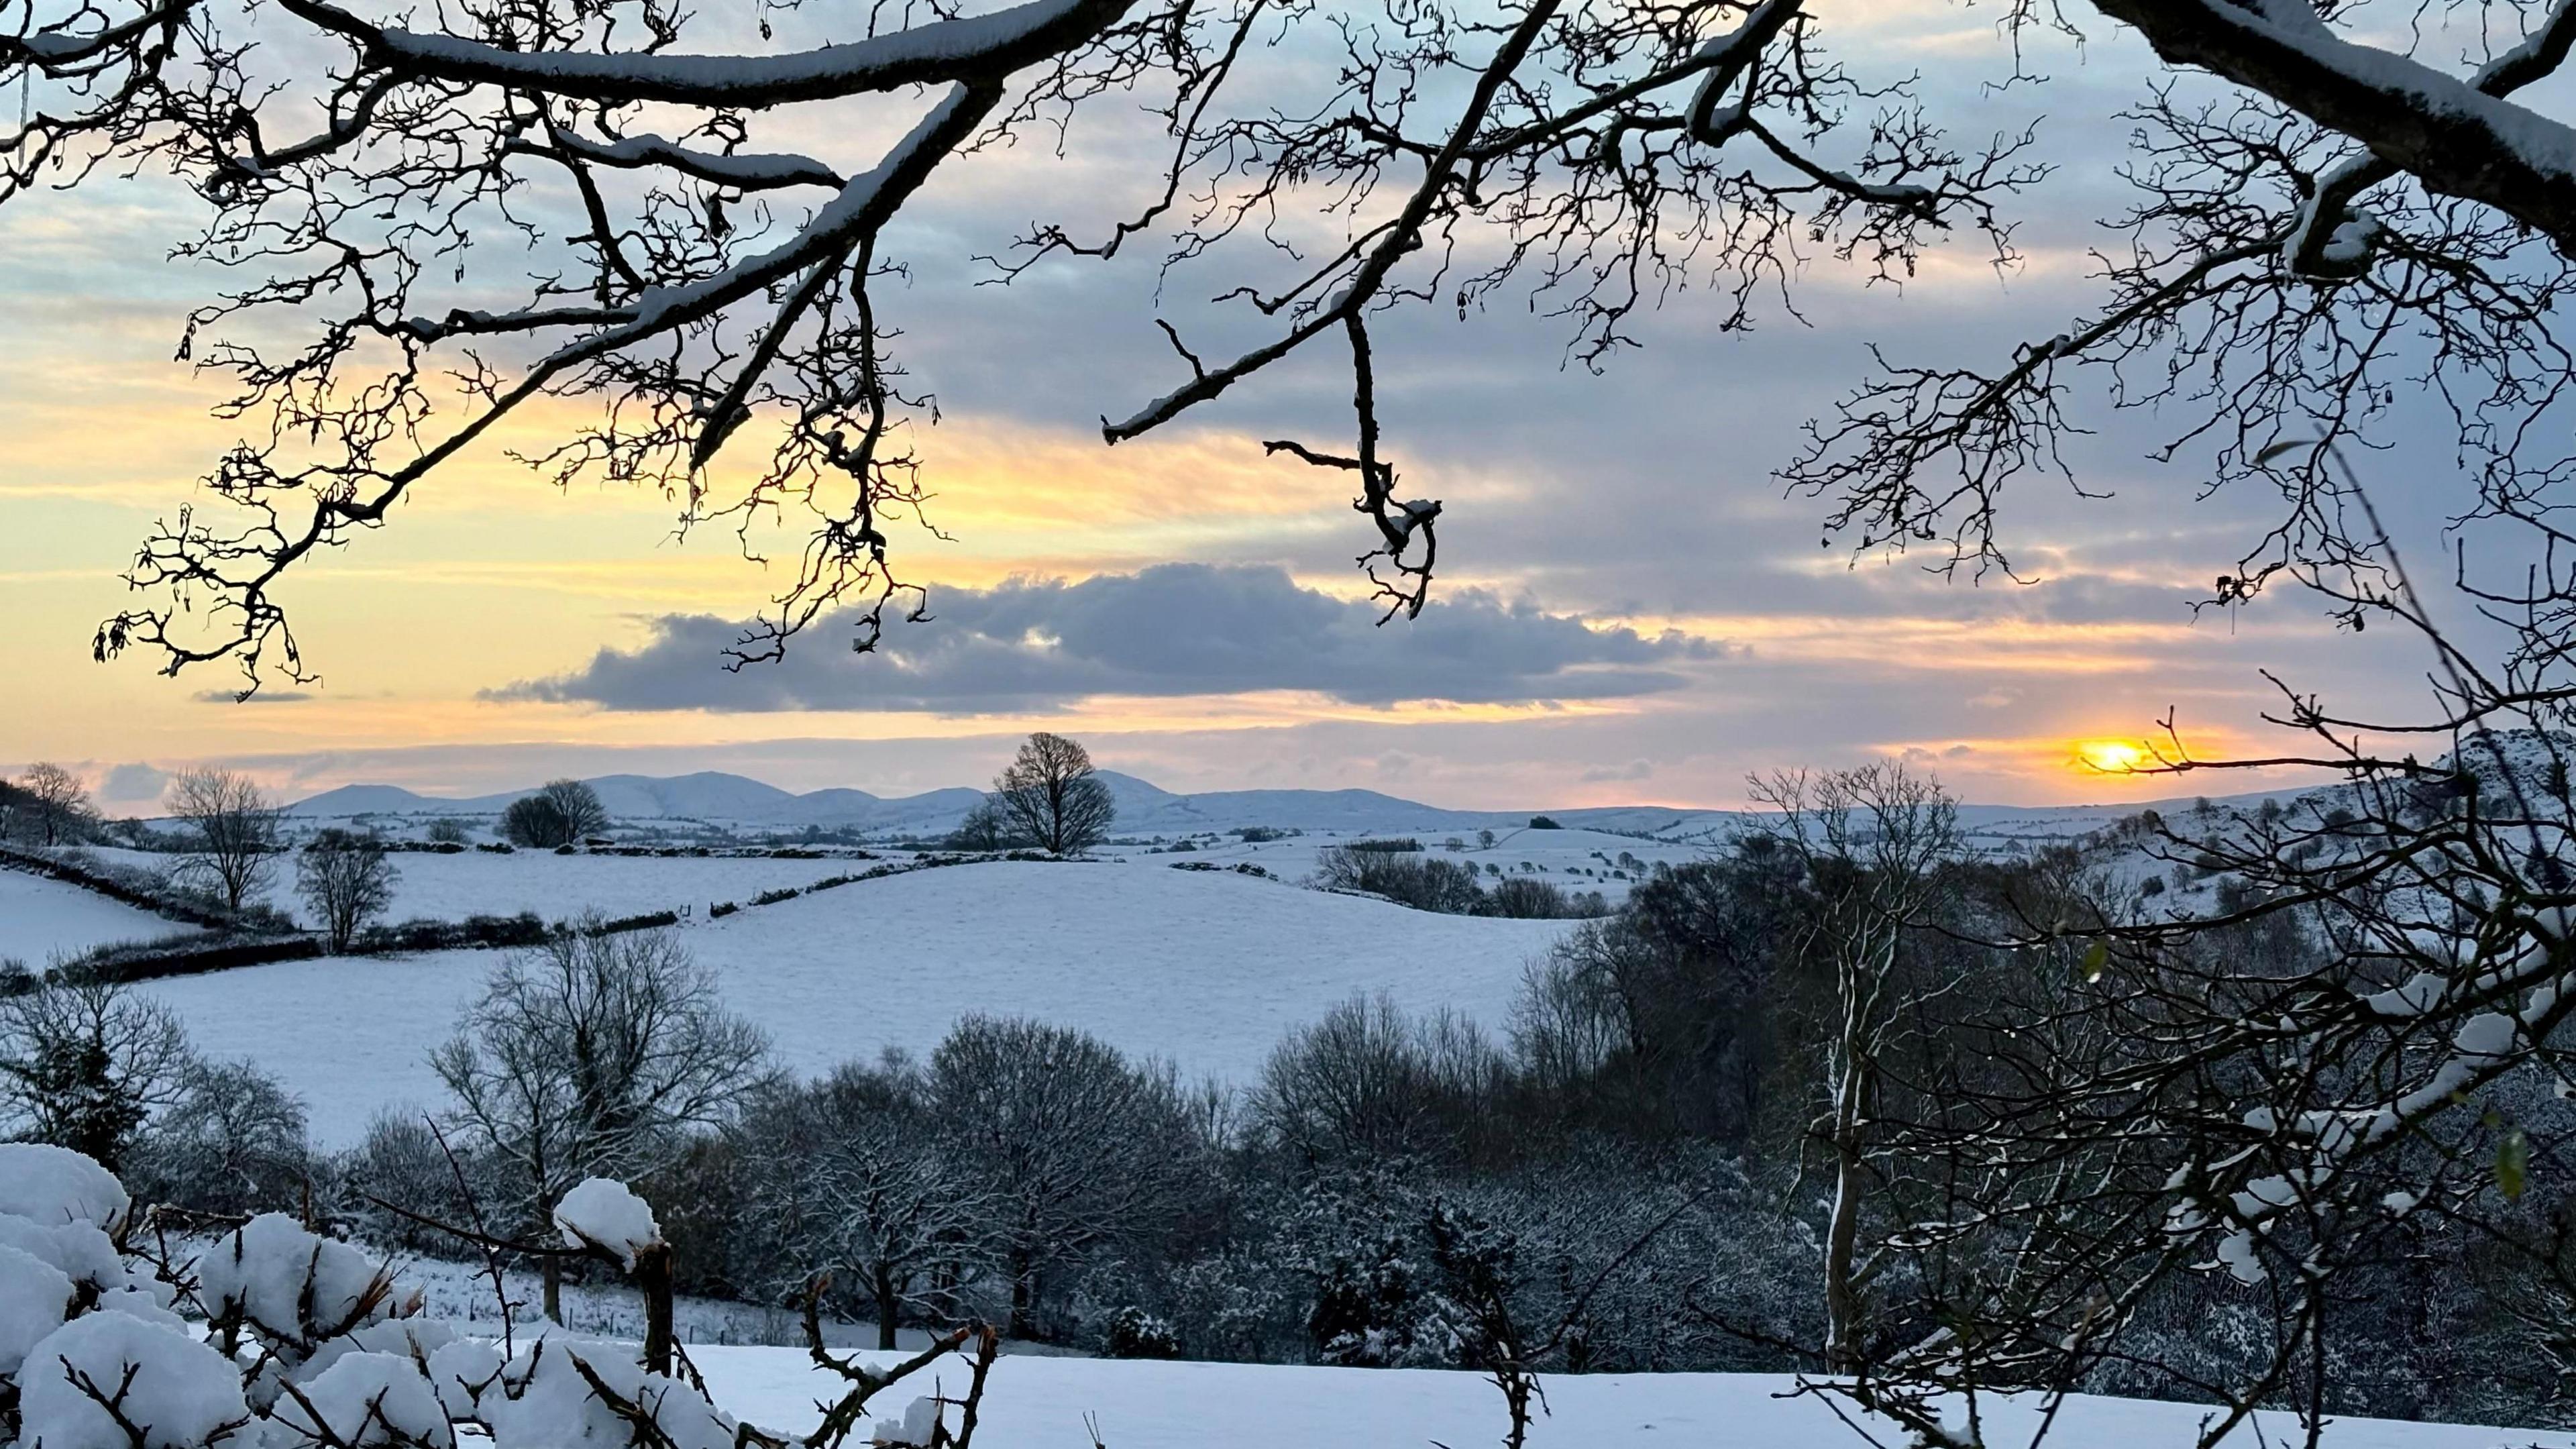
[0, 1150, 996, 1449]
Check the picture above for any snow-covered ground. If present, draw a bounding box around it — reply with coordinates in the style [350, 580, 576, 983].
[0, 864, 197, 965]
[1122, 824, 1708, 905]
[687, 1344, 2570, 1449]
[73, 846, 878, 931]
[143, 860, 1578, 1142]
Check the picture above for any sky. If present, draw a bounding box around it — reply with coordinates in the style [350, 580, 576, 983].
[0, 2, 2474, 812]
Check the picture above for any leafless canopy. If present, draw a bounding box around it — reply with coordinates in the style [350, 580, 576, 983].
[165, 765, 280, 913]
[3, 0, 2055, 693]
[11, 763, 96, 847]
[991, 731, 1115, 855]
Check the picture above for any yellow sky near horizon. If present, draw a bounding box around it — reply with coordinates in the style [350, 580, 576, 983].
[0, 13, 2359, 814]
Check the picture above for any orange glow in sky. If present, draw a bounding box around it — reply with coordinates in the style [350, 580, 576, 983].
[2074, 739, 2151, 775]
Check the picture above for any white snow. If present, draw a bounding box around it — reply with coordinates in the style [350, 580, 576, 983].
[15, 1312, 252, 1449]
[0, 1143, 133, 1230]
[477, 1337, 741, 1449]
[76, 845, 869, 930]
[683, 1345, 2576, 1449]
[197, 1215, 394, 1351]
[0, 865, 198, 963]
[141, 861, 1576, 1142]
[0, 1242, 76, 1374]
[555, 1179, 660, 1269]
[272, 1351, 458, 1449]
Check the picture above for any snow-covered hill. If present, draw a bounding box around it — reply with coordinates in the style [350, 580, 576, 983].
[278, 767, 2303, 845]
[137, 859, 1578, 1142]
[0, 864, 196, 964]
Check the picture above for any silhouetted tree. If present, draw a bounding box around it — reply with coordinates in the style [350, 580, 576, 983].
[500, 777, 610, 848]
[167, 767, 280, 914]
[993, 733, 1115, 856]
[13, 763, 94, 846]
[296, 828, 400, 950]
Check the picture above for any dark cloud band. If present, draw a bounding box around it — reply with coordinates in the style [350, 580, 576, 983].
[493, 564, 1721, 713]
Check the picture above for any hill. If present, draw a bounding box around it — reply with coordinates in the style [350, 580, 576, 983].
[135, 859, 1578, 1142]
[280, 766, 2302, 844]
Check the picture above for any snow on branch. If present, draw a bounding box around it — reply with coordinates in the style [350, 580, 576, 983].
[277, 0, 1134, 105]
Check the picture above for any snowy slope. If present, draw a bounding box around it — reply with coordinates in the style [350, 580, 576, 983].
[141, 861, 1576, 1142]
[71, 845, 873, 930]
[0, 864, 198, 965]
[688, 1346, 2569, 1449]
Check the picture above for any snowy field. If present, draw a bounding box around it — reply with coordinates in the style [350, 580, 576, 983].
[0, 864, 197, 965]
[73, 845, 879, 930]
[143, 860, 1579, 1142]
[686, 1345, 2572, 1449]
[1122, 823, 1708, 905]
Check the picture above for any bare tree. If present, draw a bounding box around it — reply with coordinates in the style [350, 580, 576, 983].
[991, 733, 1116, 857]
[431, 923, 771, 1321]
[941, 797, 1027, 854]
[164, 767, 281, 915]
[295, 828, 400, 950]
[0, 0, 2049, 695]
[1748, 763, 1960, 1375]
[127, 1057, 313, 1215]
[501, 778, 611, 849]
[928, 1015, 1200, 1338]
[0, 979, 197, 1172]
[13, 763, 94, 847]
[808, 1059, 994, 1348]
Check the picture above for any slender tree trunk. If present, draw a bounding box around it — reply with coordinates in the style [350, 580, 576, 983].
[1008, 1247, 1036, 1340]
[875, 1265, 900, 1351]
[539, 1187, 565, 1324]
[1821, 928, 1888, 1375]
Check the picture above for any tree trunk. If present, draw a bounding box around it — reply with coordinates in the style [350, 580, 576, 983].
[1820, 927, 1889, 1375]
[1008, 1248, 1036, 1341]
[874, 1265, 900, 1351]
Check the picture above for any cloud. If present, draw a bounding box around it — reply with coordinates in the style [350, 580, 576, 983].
[495, 564, 1722, 713]
[98, 763, 170, 803]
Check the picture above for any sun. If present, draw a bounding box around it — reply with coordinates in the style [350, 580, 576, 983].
[2074, 739, 2151, 774]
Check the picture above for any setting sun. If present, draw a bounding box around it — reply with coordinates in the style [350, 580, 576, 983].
[2074, 739, 2151, 774]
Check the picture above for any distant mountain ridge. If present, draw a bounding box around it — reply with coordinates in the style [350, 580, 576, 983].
[282, 767, 2292, 843]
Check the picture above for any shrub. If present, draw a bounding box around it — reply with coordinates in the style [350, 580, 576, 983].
[1528, 815, 1563, 829]
[1478, 876, 1577, 919]
[1313, 847, 1483, 914]
[1100, 1305, 1182, 1359]
[1346, 837, 1421, 853]
[709, 900, 740, 918]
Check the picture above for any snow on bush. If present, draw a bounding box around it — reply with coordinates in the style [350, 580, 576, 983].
[268, 1350, 457, 1449]
[0, 1213, 130, 1298]
[0, 1243, 75, 1375]
[553, 1178, 660, 1269]
[0, 1143, 131, 1231]
[15, 1312, 251, 1449]
[196, 1214, 400, 1358]
[476, 1337, 738, 1449]
[0, 1148, 977, 1449]
[871, 1396, 944, 1447]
